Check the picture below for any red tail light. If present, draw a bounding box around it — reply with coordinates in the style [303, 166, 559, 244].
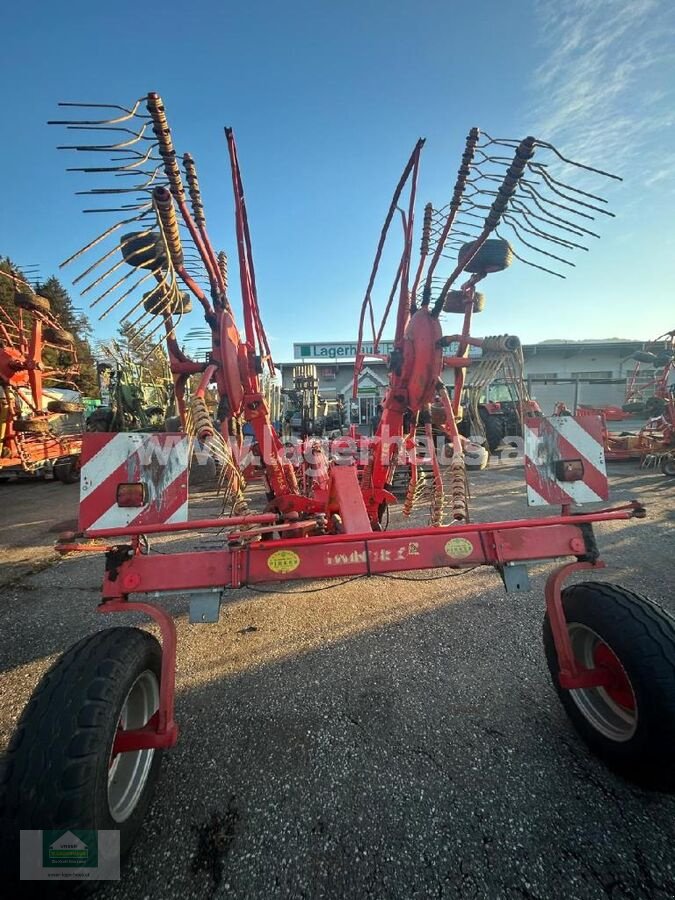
[555, 459, 584, 482]
[116, 483, 147, 507]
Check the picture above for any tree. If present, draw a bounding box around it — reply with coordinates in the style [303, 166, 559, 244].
[98, 321, 171, 385]
[34, 276, 98, 395]
[1, 256, 99, 395]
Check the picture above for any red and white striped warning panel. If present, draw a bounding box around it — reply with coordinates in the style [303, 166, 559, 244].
[524, 415, 609, 506]
[79, 433, 191, 533]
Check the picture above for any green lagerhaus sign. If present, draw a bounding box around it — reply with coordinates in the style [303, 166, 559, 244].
[43, 830, 98, 868]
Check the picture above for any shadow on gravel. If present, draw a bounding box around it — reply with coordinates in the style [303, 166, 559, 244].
[84, 593, 675, 900]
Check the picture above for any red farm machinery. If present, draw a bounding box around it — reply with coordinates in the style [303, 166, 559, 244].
[2, 94, 674, 880]
[570, 331, 675, 472]
[0, 271, 84, 482]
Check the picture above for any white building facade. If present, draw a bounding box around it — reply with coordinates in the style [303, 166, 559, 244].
[279, 339, 652, 419]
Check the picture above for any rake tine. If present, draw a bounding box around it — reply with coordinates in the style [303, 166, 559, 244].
[534, 140, 622, 181]
[494, 227, 567, 278]
[527, 161, 609, 203]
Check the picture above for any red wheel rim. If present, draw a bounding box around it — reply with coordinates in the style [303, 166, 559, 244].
[593, 642, 636, 711]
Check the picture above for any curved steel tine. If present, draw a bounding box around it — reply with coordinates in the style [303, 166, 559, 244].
[527, 161, 609, 203]
[80, 256, 129, 295]
[499, 219, 575, 267]
[517, 182, 596, 222]
[494, 228, 566, 278]
[63, 124, 153, 138]
[75, 186, 154, 195]
[82, 202, 151, 213]
[534, 141, 622, 181]
[523, 173, 614, 217]
[510, 195, 600, 238]
[96, 269, 156, 318]
[57, 127, 151, 152]
[502, 211, 587, 252]
[48, 98, 148, 126]
[72, 227, 156, 284]
[60, 212, 151, 268]
[90, 267, 141, 308]
[509, 198, 596, 239]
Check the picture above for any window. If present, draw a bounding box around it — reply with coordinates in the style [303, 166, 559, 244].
[528, 373, 558, 380]
[321, 366, 336, 381]
[571, 371, 613, 380]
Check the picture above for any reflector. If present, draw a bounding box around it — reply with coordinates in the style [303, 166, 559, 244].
[116, 483, 147, 508]
[555, 459, 585, 482]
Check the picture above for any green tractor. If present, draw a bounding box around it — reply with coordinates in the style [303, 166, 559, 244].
[86, 351, 175, 433]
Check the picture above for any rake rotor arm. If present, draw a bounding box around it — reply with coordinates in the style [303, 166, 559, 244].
[353, 138, 425, 392]
[432, 136, 536, 317]
[146, 94, 222, 300]
[421, 127, 479, 308]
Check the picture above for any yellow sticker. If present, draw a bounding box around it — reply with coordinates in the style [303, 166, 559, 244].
[444, 537, 474, 559]
[267, 550, 301, 574]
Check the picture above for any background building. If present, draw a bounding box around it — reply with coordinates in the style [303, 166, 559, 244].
[279, 339, 657, 422]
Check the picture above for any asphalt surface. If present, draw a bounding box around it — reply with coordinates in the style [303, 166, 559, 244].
[0, 463, 674, 899]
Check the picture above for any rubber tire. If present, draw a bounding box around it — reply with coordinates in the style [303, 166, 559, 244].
[121, 231, 167, 271]
[43, 326, 75, 347]
[54, 456, 80, 484]
[482, 414, 505, 453]
[543, 582, 675, 791]
[143, 285, 172, 315]
[14, 291, 51, 314]
[645, 396, 665, 417]
[0, 627, 163, 886]
[48, 400, 84, 414]
[458, 239, 513, 274]
[164, 416, 182, 432]
[86, 409, 113, 432]
[632, 350, 657, 364]
[661, 455, 675, 477]
[443, 290, 486, 314]
[14, 417, 51, 434]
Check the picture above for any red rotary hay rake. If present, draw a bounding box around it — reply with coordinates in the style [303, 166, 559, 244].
[0, 270, 83, 481]
[2, 93, 674, 878]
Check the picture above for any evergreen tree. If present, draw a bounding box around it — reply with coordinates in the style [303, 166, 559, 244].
[0, 256, 98, 395]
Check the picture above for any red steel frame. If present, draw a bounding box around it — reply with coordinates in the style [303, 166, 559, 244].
[0, 275, 83, 473]
[70, 499, 644, 755]
[54, 100, 647, 763]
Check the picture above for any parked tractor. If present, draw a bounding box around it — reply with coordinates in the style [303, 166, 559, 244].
[86, 352, 175, 434]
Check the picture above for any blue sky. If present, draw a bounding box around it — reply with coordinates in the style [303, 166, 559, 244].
[1, 0, 673, 360]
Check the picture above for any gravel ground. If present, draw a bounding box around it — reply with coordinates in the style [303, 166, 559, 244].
[0, 462, 674, 899]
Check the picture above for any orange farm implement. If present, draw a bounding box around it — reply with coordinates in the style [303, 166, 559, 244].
[0, 271, 83, 481]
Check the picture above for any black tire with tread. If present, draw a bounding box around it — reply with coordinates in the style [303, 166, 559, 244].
[54, 455, 80, 484]
[443, 290, 486, 314]
[458, 239, 513, 274]
[14, 291, 51, 314]
[47, 400, 84, 414]
[482, 413, 505, 453]
[632, 350, 657, 364]
[120, 231, 167, 270]
[86, 408, 113, 432]
[661, 454, 675, 477]
[14, 417, 51, 434]
[543, 582, 675, 791]
[645, 396, 665, 417]
[43, 326, 75, 347]
[0, 627, 163, 887]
